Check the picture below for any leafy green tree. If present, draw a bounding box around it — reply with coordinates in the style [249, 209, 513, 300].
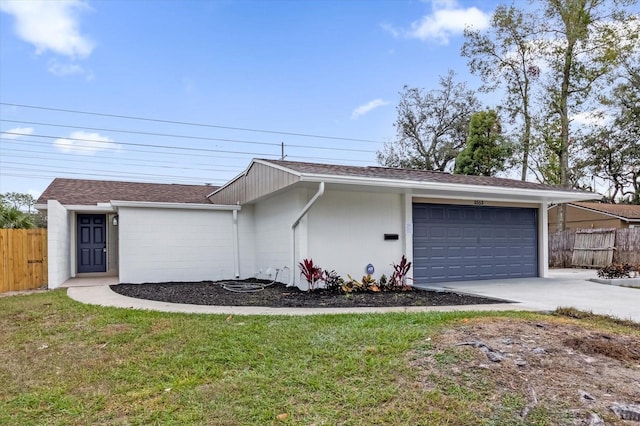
[581, 55, 640, 203]
[0, 192, 36, 213]
[454, 110, 512, 176]
[540, 0, 638, 230]
[377, 70, 481, 172]
[462, 5, 542, 181]
[0, 192, 44, 228]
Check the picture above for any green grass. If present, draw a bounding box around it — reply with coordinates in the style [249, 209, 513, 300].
[0, 291, 636, 425]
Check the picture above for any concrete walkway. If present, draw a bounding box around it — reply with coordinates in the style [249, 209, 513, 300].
[65, 269, 640, 320]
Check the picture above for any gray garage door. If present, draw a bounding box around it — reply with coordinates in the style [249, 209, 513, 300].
[413, 203, 538, 284]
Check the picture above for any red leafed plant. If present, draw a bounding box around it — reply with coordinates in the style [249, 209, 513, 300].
[298, 258, 323, 291]
[390, 255, 412, 289]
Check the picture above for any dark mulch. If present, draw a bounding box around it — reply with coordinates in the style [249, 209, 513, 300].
[110, 279, 510, 308]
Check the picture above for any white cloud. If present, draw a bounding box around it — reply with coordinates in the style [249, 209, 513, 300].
[54, 131, 122, 155]
[571, 110, 610, 127]
[47, 60, 85, 76]
[351, 99, 389, 120]
[385, 0, 490, 45]
[1, 127, 34, 139]
[0, 0, 94, 58]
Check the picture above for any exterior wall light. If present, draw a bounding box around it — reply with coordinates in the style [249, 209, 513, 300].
[112, 215, 119, 226]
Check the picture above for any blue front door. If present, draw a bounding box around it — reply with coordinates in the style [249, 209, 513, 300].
[77, 214, 107, 273]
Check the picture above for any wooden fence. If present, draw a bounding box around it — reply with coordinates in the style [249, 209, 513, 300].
[0, 229, 48, 293]
[549, 227, 640, 268]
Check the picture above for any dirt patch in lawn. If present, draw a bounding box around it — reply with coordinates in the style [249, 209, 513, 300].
[110, 280, 509, 308]
[410, 317, 640, 424]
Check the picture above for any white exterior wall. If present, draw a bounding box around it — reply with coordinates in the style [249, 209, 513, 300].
[47, 200, 71, 289]
[252, 188, 307, 284]
[307, 190, 404, 283]
[118, 207, 237, 283]
[236, 207, 256, 279]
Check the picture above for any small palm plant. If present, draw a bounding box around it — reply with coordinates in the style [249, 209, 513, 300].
[390, 255, 412, 289]
[298, 258, 323, 291]
[0, 205, 35, 229]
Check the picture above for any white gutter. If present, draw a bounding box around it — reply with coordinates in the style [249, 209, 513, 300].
[289, 182, 325, 287]
[109, 200, 240, 211]
[232, 210, 240, 278]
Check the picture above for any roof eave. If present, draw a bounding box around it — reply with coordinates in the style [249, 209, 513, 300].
[297, 174, 594, 203]
[110, 200, 240, 210]
[567, 203, 640, 221]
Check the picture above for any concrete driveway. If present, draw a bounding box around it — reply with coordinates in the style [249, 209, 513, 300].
[433, 269, 640, 322]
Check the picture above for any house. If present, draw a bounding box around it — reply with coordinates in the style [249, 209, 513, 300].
[548, 202, 640, 232]
[36, 159, 594, 289]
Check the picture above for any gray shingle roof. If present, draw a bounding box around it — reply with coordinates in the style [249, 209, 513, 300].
[37, 178, 217, 206]
[263, 159, 588, 193]
[572, 202, 640, 220]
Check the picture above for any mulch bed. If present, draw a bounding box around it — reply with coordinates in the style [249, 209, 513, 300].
[110, 279, 510, 308]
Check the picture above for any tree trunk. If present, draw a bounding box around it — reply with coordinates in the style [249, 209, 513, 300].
[556, 17, 575, 232]
[521, 103, 531, 181]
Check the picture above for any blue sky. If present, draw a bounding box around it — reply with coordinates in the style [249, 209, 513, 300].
[0, 0, 505, 199]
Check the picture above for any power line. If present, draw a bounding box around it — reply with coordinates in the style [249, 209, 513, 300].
[0, 137, 273, 161]
[0, 119, 378, 154]
[0, 102, 385, 144]
[0, 136, 379, 165]
[0, 145, 244, 170]
[0, 162, 227, 184]
[2, 131, 275, 157]
[2, 151, 240, 174]
[0, 169, 217, 185]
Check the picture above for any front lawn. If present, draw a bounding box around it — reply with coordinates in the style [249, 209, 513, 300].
[1, 290, 638, 425]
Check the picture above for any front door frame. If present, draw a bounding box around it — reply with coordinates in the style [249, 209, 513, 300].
[70, 210, 119, 277]
[76, 213, 107, 273]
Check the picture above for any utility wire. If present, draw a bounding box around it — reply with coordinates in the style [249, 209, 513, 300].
[0, 145, 244, 170]
[0, 136, 378, 165]
[0, 102, 385, 144]
[0, 119, 378, 153]
[1, 169, 219, 185]
[1, 131, 274, 156]
[0, 162, 226, 183]
[2, 151, 241, 174]
[0, 137, 275, 160]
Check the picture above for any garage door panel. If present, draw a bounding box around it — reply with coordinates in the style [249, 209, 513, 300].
[413, 203, 538, 284]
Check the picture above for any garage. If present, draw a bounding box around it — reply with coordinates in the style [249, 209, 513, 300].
[413, 203, 538, 284]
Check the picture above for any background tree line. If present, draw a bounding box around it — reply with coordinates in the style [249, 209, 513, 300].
[377, 0, 639, 231]
[0, 192, 46, 229]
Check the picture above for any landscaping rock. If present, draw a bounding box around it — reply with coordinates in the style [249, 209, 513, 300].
[578, 390, 595, 403]
[610, 403, 640, 421]
[587, 412, 605, 426]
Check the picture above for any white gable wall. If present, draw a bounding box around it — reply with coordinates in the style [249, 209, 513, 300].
[118, 207, 237, 283]
[47, 200, 71, 289]
[306, 190, 405, 282]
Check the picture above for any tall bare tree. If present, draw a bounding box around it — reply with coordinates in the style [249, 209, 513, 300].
[581, 54, 640, 203]
[377, 70, 481, 172]
[541, 0, 638, 230]
[462, 5, 542, 181]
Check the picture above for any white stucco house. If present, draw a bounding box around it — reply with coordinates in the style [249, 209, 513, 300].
[36, 159, 594, 289]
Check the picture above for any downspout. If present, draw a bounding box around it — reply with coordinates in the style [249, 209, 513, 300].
[289, 182, 325, 286]
[232, 210, 240, 278]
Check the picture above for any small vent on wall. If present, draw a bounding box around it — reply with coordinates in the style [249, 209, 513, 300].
[384, 234, 399, 241]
